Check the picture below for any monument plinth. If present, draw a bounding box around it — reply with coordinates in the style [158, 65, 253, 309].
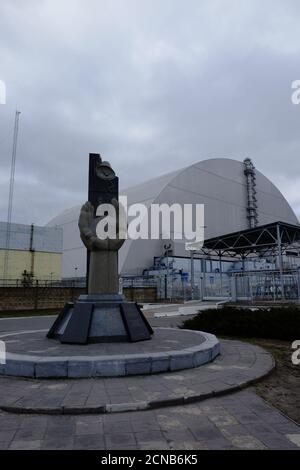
[47, 153, 153, 344]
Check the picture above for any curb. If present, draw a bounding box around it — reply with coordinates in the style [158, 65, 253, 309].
[0, 328, 219, 379]
[0, 353, 275, 416]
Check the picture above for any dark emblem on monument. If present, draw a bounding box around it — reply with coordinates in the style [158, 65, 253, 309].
[47, 153, 153, 344]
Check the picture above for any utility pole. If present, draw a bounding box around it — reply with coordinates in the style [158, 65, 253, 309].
[3, 110, 21, 283]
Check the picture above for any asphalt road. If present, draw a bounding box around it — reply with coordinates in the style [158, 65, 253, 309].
[0, 315, 55, 334]
[0, 312, 195, 335]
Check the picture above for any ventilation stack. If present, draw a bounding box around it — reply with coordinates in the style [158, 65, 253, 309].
[244, 158, 258, 229]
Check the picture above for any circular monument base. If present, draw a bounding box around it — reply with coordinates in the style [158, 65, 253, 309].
[0, 328, 219, 379]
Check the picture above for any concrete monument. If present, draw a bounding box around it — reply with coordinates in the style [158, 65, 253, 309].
[47, 153, 153, 344]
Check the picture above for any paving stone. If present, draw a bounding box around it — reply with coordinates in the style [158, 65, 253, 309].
[105, 433, 136, 447]
[46, 415, 75, 425]
[138, 441, 170, 450]
[73, 434, 105, 450]
[0, 415, 22, 430]
[256, 433, 299, 450]
[208, 413, 239, 427]
[245, 423, 276, 435]
[286, 434, 300, 448]
[234, 412, 262, 424]
[135, 430, 164, 443]
[170, 441, 208, 450]
[75, 421, 103, 436]
[0, 441, 9, 449]
[9, 439, 42, 450]
[131, 420, 161, 432]
[257, 411, 295, 425]
[163, 429, 196, 442]
[189, 424, 224, 441]
[274, 423, 300, 434]
[42, 437, 74, 450]
[109, 444, 139, 450]
[19, 416, 48, 429]
[0, 429, 16, 442]
[206, 437, 235, 450]
[229, 435, 267, 450]
[45, 424, 74, 439]
[14, 427, 46, 441]
[104, 421, 134, 434]
[220, 424, 254, 437]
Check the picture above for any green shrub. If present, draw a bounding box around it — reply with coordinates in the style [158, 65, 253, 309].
[181, 306, 300, 341]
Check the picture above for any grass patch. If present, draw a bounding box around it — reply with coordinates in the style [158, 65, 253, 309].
[182, 305, 300, 341]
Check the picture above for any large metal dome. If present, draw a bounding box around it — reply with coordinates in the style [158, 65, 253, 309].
[47, 158, 298, 277]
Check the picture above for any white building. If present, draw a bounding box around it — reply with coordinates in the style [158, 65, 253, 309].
[47, 158, 299, 278]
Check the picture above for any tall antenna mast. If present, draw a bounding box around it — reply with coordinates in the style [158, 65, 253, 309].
[3, 110, 21, 282]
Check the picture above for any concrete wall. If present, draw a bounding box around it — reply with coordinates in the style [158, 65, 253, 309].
[0, 286, 157, 311]
[0, 250, 62, 280]
[0, 222, 62, 252]
[0, 221, 63, 281]
[0, 286, 84, 311]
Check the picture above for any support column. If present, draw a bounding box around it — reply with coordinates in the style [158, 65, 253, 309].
[230, 275, 237, 302]
[276, 224, 285, 300]
[190, 251, 195, 300]
[200, 258, 205, 301]
[219, 253, 223, 294]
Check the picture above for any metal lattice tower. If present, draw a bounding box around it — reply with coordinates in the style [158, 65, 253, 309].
[3, 110, 21, 282]
[244, 158, 258, 229]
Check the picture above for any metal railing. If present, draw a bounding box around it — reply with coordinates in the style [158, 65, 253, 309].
[0, 278, 85, 288]
[232, 270, 300, 302]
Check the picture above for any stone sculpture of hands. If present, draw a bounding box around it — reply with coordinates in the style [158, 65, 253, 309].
[78, 199, 125, 251]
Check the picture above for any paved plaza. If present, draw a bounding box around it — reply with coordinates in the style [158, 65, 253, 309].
[0, 313, 299, 450]
[0, 389, 300, 450]
[0, 339, 272, 414]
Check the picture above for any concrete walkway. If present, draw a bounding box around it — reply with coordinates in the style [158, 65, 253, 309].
[0, 340, 273, 414]
[0, 312, 299, 450]
[0, 389, 299, 450]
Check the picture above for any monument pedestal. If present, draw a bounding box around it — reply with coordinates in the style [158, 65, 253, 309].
[47, 294, 153, 344]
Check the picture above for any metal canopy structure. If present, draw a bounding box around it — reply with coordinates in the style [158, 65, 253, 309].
[199, 221, 300, 259]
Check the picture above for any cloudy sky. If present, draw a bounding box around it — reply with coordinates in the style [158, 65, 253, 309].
[0, 0, 300, 225]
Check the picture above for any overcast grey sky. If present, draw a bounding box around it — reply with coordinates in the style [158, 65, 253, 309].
[0, 0, 300, 225]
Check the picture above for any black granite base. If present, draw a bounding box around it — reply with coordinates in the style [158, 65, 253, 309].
[47, 294, 153, 344]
